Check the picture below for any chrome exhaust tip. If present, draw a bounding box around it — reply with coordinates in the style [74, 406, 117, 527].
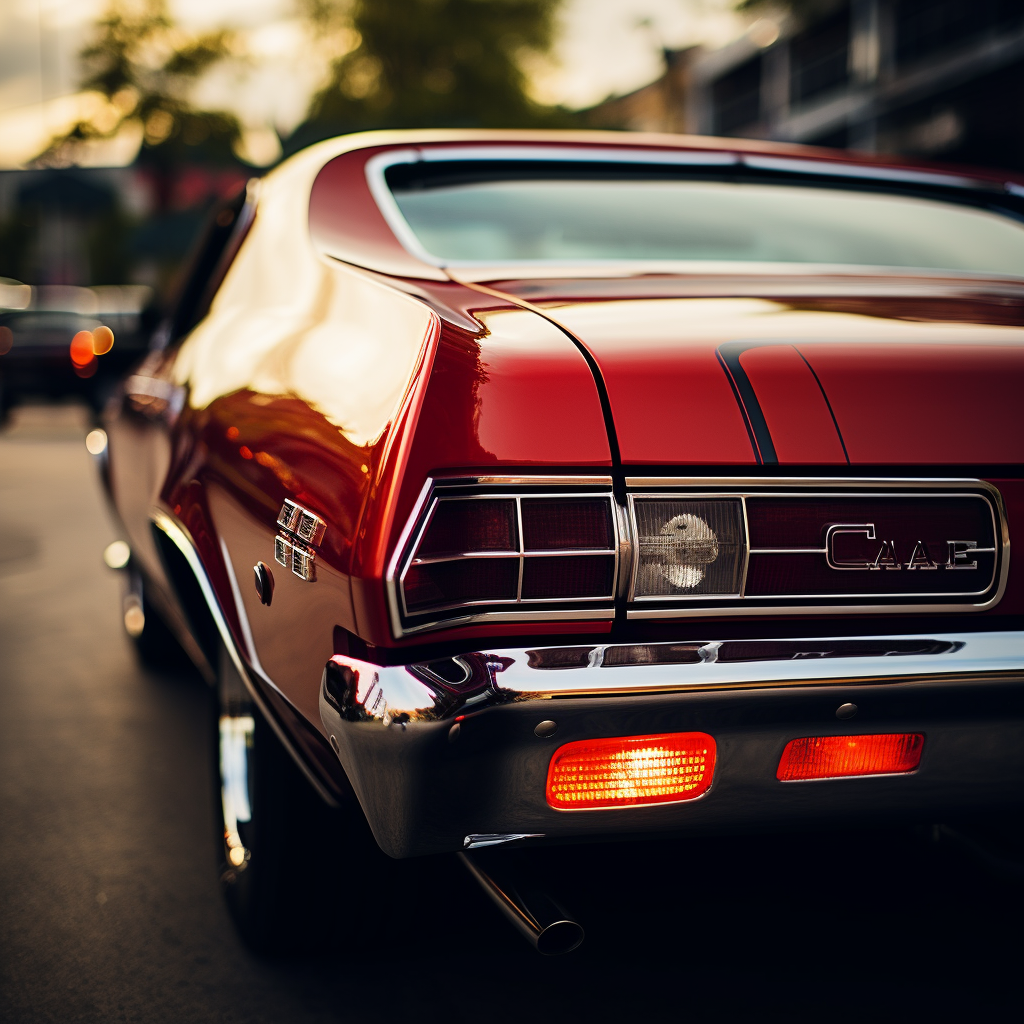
[459, 851, 584, 955]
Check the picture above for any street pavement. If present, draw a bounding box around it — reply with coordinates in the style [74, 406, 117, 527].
[1, 403, 1021, 1023]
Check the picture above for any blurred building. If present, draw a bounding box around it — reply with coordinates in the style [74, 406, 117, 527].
[588, 0, 1024, 173]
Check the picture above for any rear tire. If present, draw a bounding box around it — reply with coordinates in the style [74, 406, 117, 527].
[212, 645, 370, 953]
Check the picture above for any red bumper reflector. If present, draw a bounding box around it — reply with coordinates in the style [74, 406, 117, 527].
[777, 733, 924, 781]
[546, 732, 715, 809]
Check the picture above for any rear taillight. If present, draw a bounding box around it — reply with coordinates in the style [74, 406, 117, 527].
[777, 733, 924, 781]
[398, 493, 617, 620]
[390, 481, 1004, 637]
[546, 732, 716, 809]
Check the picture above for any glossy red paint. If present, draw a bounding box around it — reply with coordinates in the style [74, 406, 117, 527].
[308, 146, 445, 280]
[528, 300, 757, 466]
[400, 315, 611, 468]
[345, 280, 612, 646]
[496, 276, 1024, 470]
[799, 342, 1024, 465]
[738, 344, 847, 464]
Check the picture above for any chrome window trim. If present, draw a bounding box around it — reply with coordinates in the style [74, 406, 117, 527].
[366, 149, 743, 272]
[740, 155, 986, 191]
[363, 145, 1021, 278]
[385, 476, 619, 638]
[625, 478, 1008, 619]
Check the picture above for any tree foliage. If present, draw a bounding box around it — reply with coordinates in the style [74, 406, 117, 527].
[295, 0, 570, 144]
[47, 0, 241, 167]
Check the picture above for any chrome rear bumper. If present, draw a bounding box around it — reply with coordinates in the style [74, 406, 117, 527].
[319, 631, 1024, 857]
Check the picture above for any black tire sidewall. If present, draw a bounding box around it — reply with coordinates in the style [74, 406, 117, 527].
[210, 658, 335, 954]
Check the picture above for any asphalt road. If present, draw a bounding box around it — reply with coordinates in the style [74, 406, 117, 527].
[1, 404, 1021, 1023]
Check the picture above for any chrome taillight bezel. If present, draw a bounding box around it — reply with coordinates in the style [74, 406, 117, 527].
[386, 476, 622, 637]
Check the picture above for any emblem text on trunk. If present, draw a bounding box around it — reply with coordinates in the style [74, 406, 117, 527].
[825, 525, 980, 571]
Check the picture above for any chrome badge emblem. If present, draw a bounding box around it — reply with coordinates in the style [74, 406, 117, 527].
[275, 500, 327, 582]
[825, 524, 984, 571]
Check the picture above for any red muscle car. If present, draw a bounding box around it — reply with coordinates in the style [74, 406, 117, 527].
[97, 130, 1024, 954]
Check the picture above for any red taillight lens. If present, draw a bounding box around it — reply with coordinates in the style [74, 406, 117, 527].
[521, 555, 615, 599]
[400, 493, 617, 619]
[546, 732, 716, 809]
[521, 498, 613, 550]
[745, 495, 996, 598]
[418, 499, 517, 557]
[403, 558, 518, 612]
[777, 733, 924, 781]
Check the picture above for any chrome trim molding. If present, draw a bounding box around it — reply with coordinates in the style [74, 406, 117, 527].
[329, 631, 1024, 710]
[624, 476, 1007, 489]
[150, 508, 339, 807]
[464, 833, 545, 850]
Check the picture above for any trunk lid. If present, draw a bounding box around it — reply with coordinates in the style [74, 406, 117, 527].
[505, 275, 1024, 466]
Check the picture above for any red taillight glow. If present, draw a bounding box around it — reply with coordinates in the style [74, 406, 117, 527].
[777, 733, 924, 781]
[70, 330, 97, 376]
[546, 732, 715, 809]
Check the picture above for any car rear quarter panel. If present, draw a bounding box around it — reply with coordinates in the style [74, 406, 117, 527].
[162, 147, 441, 723]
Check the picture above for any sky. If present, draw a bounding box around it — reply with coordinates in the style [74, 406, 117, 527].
[0, 0, 750, 167]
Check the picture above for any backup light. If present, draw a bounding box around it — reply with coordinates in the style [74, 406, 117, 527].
[777, 733, 924, 781]
[546, 732, 716, 809]
[633, 499, 744, 597]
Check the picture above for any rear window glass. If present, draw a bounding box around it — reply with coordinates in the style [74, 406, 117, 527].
[386, 165, 1024, 276]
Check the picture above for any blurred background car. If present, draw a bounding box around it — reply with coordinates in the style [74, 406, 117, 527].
[0, 280, 153, 421]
